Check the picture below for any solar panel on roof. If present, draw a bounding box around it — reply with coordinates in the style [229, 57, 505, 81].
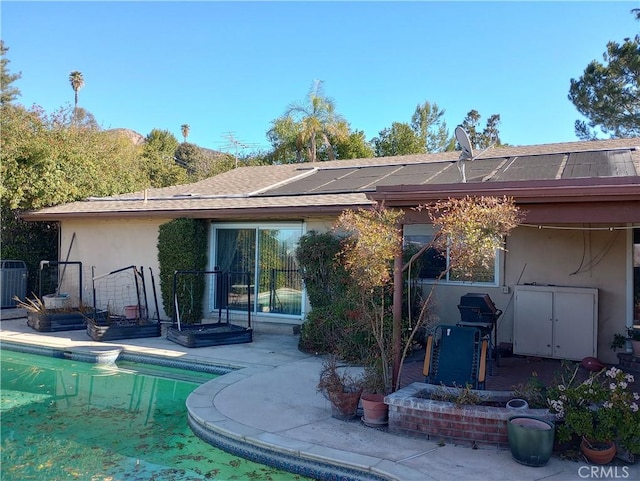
[258, 163, 457, 196]
[255, 148, 636, 196]
[375, 163, 454, 186]
[456, 158, 506, 183]
[563, 150, 634, 178]
[490, 154, 565, 182]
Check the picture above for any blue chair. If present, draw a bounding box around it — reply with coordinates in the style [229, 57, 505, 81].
[457, 293, 503, 373]
[422, 324, 488, 390]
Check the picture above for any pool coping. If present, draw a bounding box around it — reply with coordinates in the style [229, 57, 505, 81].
[185, 361, 401, 481]
[0, 339, 236, 375]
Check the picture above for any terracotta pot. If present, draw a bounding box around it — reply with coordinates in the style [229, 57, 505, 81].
[327, 390, 362, 420]
[361, 393, 388, 426]
[124, 305, 145, 320]
[631, 339, 640, 357]
[580, 438, 616, 465]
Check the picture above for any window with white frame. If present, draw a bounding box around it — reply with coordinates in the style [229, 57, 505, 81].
[211, 222, 304, 317]
[403, 224, 499, 285]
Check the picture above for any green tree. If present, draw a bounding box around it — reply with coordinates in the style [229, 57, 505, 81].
[0, 41, 21, 105]
[68, 71, 84, 120]
[175, 142, 235, 181]
[181, 124, 190, 143]
[459, 110, 502, 149]
[1, 104, 143, 210]
[140, 129, 187, 187]
[70, 106, 99, 129]
[373, 122, 425, 157]
[568, 12, 640, 139]
[373, 100, 452, 157]
[0, 103, 145, 291]
[410, 101, 450, 152]
[333, 129, 374, 160]
[266, 116, 301, 163]
[279, 81, 349, 162]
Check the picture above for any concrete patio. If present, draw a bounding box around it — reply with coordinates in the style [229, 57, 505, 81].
[1, 309, 638, 481]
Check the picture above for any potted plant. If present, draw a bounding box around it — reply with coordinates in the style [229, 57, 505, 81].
[547, 362, 640, 464]
[335, 207, 402, 396]
[317, 356, 364, 420]
[611, 327, 640, 356]
[360, 363, 390, 426]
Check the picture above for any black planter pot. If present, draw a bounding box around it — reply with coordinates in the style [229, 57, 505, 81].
[87, 317, 161, 342]
[27, 309, 107, 332]
[166, 323, 252, 348]
[508, 416, 555, 467]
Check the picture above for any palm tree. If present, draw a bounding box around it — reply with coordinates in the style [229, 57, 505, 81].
[181, 124, 190, 143]
[69, 71, 84, 120]
[286, 80, 348, 162]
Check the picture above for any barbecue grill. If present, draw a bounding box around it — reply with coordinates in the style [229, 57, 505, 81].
[457, 293, 503, 369]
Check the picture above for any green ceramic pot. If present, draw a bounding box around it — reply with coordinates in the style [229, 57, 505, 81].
[507, 416, 555, 467]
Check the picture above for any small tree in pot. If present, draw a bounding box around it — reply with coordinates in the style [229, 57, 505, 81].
[335, 206, 403, 395]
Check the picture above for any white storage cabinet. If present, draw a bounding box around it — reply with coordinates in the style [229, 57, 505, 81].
[513, 285, 598, 361]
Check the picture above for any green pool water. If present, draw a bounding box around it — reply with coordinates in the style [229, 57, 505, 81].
[0, 349, 309, 481]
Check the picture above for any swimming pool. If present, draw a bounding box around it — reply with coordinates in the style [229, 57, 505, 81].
[0, 348, 310, 481]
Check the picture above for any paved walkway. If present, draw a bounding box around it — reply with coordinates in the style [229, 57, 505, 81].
[1, 310, 638, 481]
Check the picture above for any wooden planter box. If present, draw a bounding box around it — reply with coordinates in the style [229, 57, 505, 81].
[27, 309, 107, 332]
[87, 316, 161, 342]
[167, 323, 252, 348]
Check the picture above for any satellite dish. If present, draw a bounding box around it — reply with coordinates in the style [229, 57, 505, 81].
[455, 126, 474, 183]
[453, 126, 494, 183]
[455, 126, 474, 161]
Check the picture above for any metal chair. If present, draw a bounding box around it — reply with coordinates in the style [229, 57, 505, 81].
[422, 324, 488, 390]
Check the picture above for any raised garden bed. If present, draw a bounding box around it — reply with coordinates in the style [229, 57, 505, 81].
[386, 382, 554, 448]
[87, 316, 161, 342]
[167, 323, 253, 348]
[27, 309, 107, 332]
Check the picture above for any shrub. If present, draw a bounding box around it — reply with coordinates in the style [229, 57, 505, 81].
[157, 218, 208, 323]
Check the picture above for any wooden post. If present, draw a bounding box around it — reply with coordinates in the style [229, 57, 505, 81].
[392, 247, 403, 391]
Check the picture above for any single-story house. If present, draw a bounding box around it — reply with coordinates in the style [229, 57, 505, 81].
[24, 137, 640, 363]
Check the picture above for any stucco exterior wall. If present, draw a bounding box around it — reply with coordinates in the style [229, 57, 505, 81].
[60, 216, 631, 362]
[425, 225, 629, 364]
[60, 218, 171, 318]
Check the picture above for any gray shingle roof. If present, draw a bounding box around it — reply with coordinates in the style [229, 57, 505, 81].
[23, 138, 640, 220]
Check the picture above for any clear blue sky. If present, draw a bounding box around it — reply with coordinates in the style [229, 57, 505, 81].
[2, 1, 638, 154]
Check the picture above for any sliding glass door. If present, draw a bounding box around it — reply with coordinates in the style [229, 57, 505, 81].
[212, 223, 304, 317]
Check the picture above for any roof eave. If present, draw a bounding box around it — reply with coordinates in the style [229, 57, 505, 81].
[20, 202, 375, 222]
